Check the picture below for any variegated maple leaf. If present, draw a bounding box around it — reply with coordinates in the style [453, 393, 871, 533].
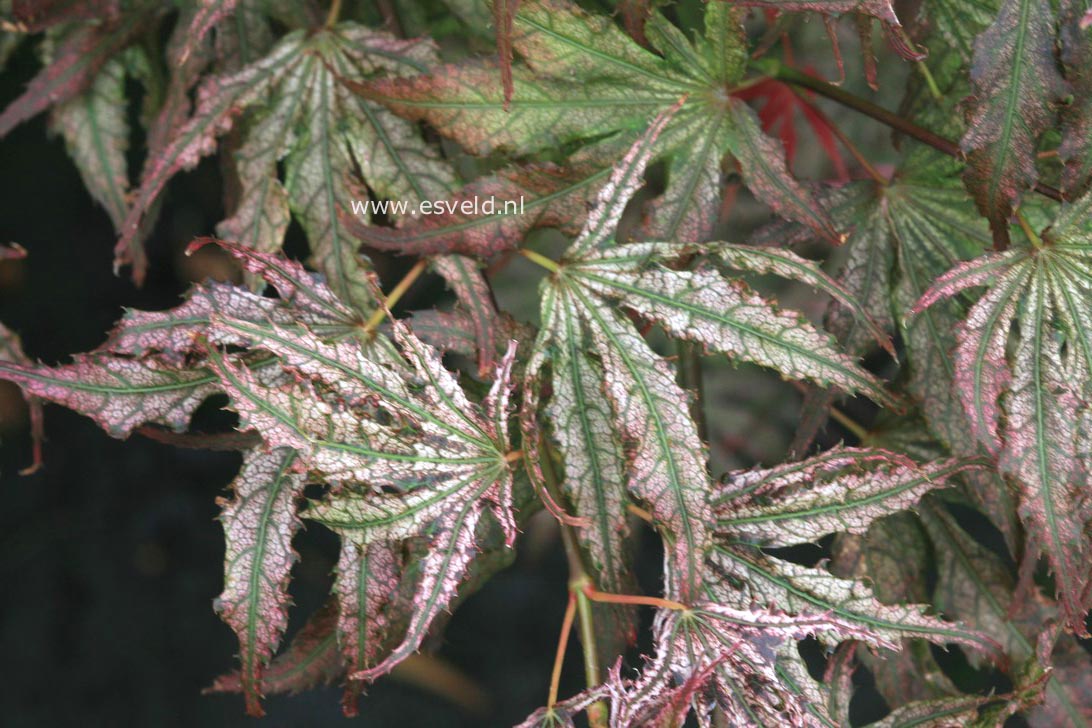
[561, 448, 997, 726]
[756, 74, 1023, 545]
[112, 18, 454, 296]
[907, 224, 1088, 640]
[918, 496, 1092, 724]
[212, 446, 307, 717]
[352, 0, 841, 255]
[204, 314, 520, 678]
[960, 0, 1068, 246]
[523, 106, 896, 605]
[0, 238, 522, 715]
[608, 604, 870, 726]
[913, 190, 1092, 633]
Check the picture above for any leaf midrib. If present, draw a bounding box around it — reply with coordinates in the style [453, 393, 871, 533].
[573, 269, 889, 404]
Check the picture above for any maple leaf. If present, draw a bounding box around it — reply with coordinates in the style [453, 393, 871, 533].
[869, 695, 1000, 727]
[915, 0, 999, 62]
[404, 308, 532, 367]
[0, 0, 283, 254]
[212, 446, 306, 717]
[732, 77, 849, 182]
[918, 496, 1092, 724]
[7, 0, 120, 32]
[592, 448, 997, 726]
[710, 449, 998, 652]
[960, 0, 1068, 247]
[333, 540, 406, 714]
[874, 158, 1018, 552]
[0, 353, 220, 438]
[178, 0, 238, 64]
[523, 109, 893, 604]
[517, 685, 611, 728]
[725, 0, 901, 27]
[14, 1, 1092, 720]
[0, 236, 524, 714]
[344, 155, 607, 259]
[429, 254, 501, 377]
[103, 238, 366, 359]
[913, 189, 1092, 633]
[203, 315, 520, 681]
[607, 604, 857, 726]
[354, 0, 840, 248]
[1059, 0, 1092, 199]
[0, 241, 378, 450]
[114, 20, 454, 295]
[48, 55, 130, 230]
[0, 7, 167, 246]
[204, 598, 342, 698]
[713, 447, 984, 548]
[756, 136, 1023, 545]
[0, 8, 153, 140]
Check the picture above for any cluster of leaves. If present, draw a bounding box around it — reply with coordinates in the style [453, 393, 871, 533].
[2, 0, 1092, 725]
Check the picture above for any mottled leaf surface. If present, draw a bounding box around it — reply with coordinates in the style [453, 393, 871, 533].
[213, 446, 306, 716]
[525, 116, 890, 604]
[359, 0, 838, 246]
[116, 23, 452, 293]
[915, 190, 1092, 632]
[960, 0, 1067, 245]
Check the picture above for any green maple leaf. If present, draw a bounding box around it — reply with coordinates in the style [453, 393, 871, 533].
[759, 126, 1025, 545]
[917, 0, 999, 62]
[354, 0, 841, 249]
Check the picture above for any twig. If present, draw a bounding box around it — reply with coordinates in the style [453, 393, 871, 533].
[519, 248, 562, 273]
[325, 0, 342, 27]
[375, 0, 404, 36]
[1015, 210, 1043, 250]
[581, 584, 687, 612]
[895, 28, 942, 101]
[789, 381, 870, 442]
[828, 405, 869, 442]
[787, 88, 888, 185]
[539, 440, 609, 728]
[676, 342, 708, 442]
[627, 503, 653, 523]
[548, 594, 578, 708]
[362, 258, 429, 334]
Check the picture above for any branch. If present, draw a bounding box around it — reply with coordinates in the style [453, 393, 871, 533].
[539, 440, 609, 728]
[771, 65, 1063, 202]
